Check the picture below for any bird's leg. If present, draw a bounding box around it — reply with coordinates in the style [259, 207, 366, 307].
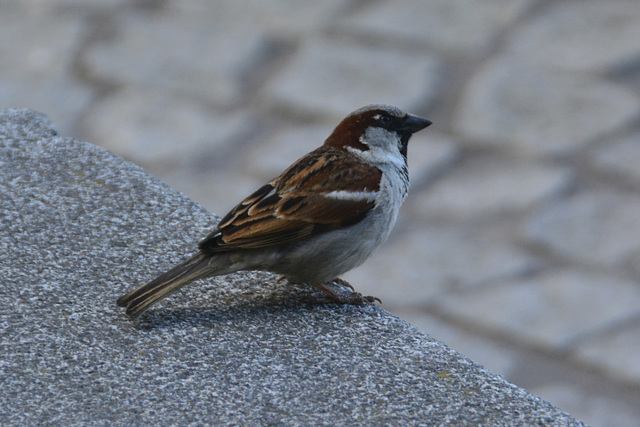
[309, 281, 381, 305]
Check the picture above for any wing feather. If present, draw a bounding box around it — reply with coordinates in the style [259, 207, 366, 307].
[199, 146, 381, 253]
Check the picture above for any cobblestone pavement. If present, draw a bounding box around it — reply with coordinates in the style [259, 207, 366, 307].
[4, 1, 640, 425]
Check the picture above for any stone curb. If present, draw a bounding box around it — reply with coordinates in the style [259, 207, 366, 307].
[0, 109, 584, 425]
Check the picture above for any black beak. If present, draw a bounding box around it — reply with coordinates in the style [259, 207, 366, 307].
[401, 114, 432, 134]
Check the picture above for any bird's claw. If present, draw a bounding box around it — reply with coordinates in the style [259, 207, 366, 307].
[309, 281, 382, 305]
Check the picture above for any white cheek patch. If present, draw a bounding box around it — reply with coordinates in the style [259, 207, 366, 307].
[348, 127, 404, 168]
[325, 189, 378, 202]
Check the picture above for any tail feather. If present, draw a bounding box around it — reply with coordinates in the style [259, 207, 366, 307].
[117, 253, 212, 317]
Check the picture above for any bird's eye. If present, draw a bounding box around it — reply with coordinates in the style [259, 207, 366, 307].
[379, 115, 392, 125]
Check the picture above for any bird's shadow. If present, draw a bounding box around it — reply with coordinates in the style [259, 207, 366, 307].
[126, 281, 373, 331]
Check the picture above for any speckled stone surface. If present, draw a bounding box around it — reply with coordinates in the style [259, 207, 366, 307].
[0, 109, 584, 425]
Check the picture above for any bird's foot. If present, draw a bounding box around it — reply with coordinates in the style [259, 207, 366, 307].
[308, 280, 381, 305]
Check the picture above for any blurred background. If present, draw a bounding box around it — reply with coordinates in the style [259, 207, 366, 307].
[4, 0, 640, 424]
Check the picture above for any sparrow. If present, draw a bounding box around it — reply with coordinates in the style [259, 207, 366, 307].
[117, 104, 431, 317]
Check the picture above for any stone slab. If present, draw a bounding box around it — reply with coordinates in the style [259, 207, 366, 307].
[0, 109, 584, 425]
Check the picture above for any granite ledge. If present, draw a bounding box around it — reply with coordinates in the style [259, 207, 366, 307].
[0, 109, 584, 426]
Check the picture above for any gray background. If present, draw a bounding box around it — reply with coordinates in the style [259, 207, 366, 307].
[3, 1, 640, 425]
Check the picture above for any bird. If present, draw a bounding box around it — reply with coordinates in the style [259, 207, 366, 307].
[117, 104, 431, 317]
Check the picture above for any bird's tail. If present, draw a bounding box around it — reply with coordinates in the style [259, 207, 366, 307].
[116, 253, 213, 318]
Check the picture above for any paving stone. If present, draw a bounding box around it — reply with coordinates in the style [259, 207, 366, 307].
[82, 10, 266, 107]
[414, 156, 571, 219]
[588, 131, 640, 185]
[574, 320, 640, 386]
[629, 251, 640, 283]
[342, 0, 532, 56]
[241, 123, 338, 182]
[432, 269, 640, 350]
[157, 167, 265, 216]
[261, 39, 442, 118]
[507, 0, 640, 71]
[252, 0, 349, 35]
[524, 190, 640, 267]
[405, 131, 459, 185]
[14, 0, 127, 7]
[0, 7, 82, 79]
[79, 88, 248, 168]
[343, 221, 541, 307]
[0, 78, 94, 137]
[0, 6, 94, 134]
[454, 58, 640, 157]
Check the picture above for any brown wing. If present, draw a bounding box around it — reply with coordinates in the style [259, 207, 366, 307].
[198, 146, 381, 253]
